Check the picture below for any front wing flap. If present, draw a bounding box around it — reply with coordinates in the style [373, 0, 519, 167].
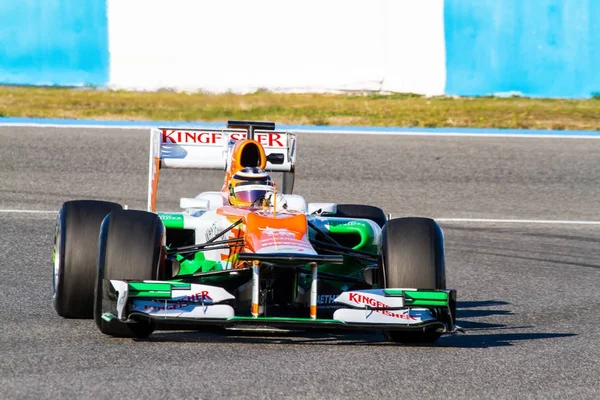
[100, 280, 460, 333]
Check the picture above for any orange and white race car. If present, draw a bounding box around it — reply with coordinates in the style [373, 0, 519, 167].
[52, 121, 462, 344]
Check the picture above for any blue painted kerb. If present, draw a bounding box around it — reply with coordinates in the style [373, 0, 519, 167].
[1, 117, 599, 137]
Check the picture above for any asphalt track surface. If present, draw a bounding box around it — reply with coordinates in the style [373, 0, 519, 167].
[0, 126, 599, 399]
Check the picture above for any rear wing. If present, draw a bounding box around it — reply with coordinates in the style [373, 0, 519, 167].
[148, 127, 297, 211]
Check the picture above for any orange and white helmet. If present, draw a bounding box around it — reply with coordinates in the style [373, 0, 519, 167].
[228, 167, 275, 207]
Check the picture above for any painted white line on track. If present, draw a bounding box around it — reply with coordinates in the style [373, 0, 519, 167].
[294, 131, 600, 139]
[0, 209, 56, 214]
[1, 122, 599, 139]
[436, 218, 600, 225]
[0, 123, 148, 130]
[1, 209, 599, 225]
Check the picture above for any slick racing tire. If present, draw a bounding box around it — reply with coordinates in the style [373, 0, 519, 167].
[94, 209, 166, 338]
[379, 217, 446, 344]
[53, 200, 123, 319]
[333, 204, 387, 228]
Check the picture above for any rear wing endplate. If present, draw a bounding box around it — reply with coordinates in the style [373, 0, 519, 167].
[148, 127, 297, 211]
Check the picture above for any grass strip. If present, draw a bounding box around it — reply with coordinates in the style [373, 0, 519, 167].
[1, 86, 599, 130]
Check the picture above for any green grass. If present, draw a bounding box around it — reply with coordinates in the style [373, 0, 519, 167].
[1, 86, 600, 130]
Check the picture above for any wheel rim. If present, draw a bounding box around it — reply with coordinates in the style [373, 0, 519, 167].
[52, 217, 61, 301]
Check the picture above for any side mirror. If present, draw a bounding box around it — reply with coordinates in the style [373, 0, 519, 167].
[179, 198, 210, 210]
[307, 203, 337, 216]
[267, 153, 285, 164]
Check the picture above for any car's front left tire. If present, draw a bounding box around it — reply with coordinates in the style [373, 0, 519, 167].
[53, 200, 123, 319]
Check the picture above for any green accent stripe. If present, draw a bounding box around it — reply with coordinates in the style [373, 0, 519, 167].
[384, 290, 448, 300]
[409, 300, 449, 306]
[127, 282, 192, 298]
[383, 289, 405, 296]
[129, 282, 172, 291]
[129, 291, 172, 298]
[128, 282, 172, 298]
[169, 282, 192, 289]
[384, 290, 449, 306]
[405, 291, 448, 301]
[102, 313, 115, 322]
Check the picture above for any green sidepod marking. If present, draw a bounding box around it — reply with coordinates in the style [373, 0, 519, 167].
[384, 290, 449, 306]
[328, 219, 376, 252]
[176, 252, 221, 276]
[229, 316, 343, 323]
[304, 218, 379, 290]
[158, 213, 184, 229]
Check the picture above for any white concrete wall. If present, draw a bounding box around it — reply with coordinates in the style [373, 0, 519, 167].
[108, 0, 445, 95]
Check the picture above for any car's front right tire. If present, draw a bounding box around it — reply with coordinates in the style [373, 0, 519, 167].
[379, 217, 446, 344]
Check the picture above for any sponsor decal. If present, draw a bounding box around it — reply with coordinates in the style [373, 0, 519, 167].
[318, 294, 338, 304]
[347, 292, 416, 321]
[142, 291, 213, 311]
[258, 226, 297, 237]
[184, 291, 213, 303]
[144, 303, 189, 311]
[317, 294, 340, 309]
[205, 221, 219, 242]
[158, 213, 184, 229]
[256, 226, 312, 251]
[162, 130, 224, 144]
[161, 129, 285, 147]
[258, 237, 312, 249]
[159, 213, 183, 221]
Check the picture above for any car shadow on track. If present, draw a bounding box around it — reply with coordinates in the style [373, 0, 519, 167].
[135, 299, 575, 348]
[448, 299, 576, 348]
[455, 299, 514, 330]
[438, 332, 576, 348]
[137, 328, 575, 349]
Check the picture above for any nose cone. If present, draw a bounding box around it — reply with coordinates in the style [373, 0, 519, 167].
[245, 212, 317, 255]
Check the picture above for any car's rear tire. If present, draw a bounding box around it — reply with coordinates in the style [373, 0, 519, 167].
[53, 200, 123, 319]
[94, 209, 166, 338]
[333, 204, 387, 228]
[380, 217, 446, 344]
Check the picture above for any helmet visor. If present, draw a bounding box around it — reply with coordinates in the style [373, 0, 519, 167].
[233, 184, 274, 205]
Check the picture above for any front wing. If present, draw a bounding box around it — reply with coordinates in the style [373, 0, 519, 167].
[99, 280, 461, 333]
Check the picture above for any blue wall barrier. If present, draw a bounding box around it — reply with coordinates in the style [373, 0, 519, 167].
[0, 0, 109, 86]
[445, 0, 600, 98]
[0, 1, 598, 98]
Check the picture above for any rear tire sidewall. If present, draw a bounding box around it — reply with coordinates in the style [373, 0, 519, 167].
[94, 209, 166, 338]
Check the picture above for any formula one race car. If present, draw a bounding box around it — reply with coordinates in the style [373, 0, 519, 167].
[53, 121, 461, 344]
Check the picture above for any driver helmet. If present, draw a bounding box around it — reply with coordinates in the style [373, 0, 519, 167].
[228, 167, 275, 207]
